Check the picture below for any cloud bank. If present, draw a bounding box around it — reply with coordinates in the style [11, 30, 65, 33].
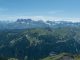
[0, 16, 80, 22]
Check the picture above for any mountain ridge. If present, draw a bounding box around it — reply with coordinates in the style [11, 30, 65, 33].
[0, 19, 80, 30]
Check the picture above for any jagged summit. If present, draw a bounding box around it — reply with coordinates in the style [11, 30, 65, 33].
[16, 19, 33, 23]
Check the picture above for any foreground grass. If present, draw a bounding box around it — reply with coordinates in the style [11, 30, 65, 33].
[41, 53, 80, 60]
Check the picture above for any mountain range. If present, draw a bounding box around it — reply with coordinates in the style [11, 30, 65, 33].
[0, 19, 80, 60]
[0, 19, 80, 29]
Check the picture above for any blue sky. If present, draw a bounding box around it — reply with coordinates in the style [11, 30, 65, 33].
[0, 0, 80, 22]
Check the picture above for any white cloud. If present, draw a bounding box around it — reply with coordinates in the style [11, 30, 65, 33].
[0, 15, 80, 22]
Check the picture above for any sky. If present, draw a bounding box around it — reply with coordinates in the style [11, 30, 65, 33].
[0, 0, 80, 22]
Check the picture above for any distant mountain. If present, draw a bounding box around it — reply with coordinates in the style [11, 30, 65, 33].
[0, 19, 80, 29]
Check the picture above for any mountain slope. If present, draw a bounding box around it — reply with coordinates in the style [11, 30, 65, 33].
[0, 27, 80, 60]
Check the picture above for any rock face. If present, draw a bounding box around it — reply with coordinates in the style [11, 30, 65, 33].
[59, 56, 74, 60]
[16, 19, 32, 23]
